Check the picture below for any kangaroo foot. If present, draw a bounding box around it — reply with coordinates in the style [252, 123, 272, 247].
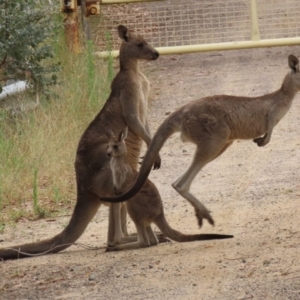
[155, 232, 171, 243]
[253, 137, 267, 147]
[105, 246, 119, 252]
[195, 209, 214, 227]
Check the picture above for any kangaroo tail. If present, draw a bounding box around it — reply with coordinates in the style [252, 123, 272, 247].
[99, 113, 181, 203]
[0, 192, 100, 260]
[154, 214, 233, 242]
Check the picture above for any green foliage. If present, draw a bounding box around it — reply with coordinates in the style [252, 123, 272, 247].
[0, 25, 113, 223]
[0, 0, 116, 224]
[105, 32, 114, 84]
[0, 0, 60, 95]
[0, 223, 4, 234]
[86, 40, 98, 105]
[33, 168, 46, 218]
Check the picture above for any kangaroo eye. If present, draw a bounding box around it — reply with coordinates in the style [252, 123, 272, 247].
[113, 145, 118, 150]
[137, 42, 144, 48]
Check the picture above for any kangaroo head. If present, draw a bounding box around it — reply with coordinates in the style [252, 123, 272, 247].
[288, 55, 300, 90]
[118, 25, 159, 61]
[106, 127, 128, 158]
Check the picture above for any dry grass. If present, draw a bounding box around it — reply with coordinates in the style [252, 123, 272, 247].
[0, 38, 114, 225]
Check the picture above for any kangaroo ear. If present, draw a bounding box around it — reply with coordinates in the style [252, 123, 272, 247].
[288, 55, 299, 73]
[105, 128, 114, 140]
[118, 127, 128, 142]
[118, 25, 130, 42]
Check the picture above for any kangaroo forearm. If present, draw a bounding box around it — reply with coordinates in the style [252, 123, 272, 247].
[145, 120, 152, 136]
[125, 118, 152, 146]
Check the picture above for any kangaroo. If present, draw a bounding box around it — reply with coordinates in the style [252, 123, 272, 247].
[105, 127, 233, 251]
[0, 25, 161, 260]
[99, 55, 300, 228]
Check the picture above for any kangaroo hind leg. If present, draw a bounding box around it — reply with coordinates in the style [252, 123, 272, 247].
[107, 203, 138, 247]
[120, 203, 129, 236]
[172, 138, 230, 227]
[106, 224, 150, 251]
[107, 203, 124, 246]
[146, 226, 159, 246]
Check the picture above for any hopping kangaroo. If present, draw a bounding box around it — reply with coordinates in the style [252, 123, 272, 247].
[99, 55, 300, 227]
[105, 127, 233, 251]
[0, 25, 161, 260]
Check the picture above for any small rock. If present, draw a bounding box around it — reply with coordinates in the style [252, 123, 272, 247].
[263, 260, 271, 266]
[165, 111, 171, 115]
[89, 274, 96, 281]
[149, 264, 153, 269]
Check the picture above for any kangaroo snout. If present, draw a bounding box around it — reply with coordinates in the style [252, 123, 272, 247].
[152, 51, 159, 60]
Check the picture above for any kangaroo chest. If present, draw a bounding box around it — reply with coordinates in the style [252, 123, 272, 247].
[111, 158, 132, 189]
[137, 72, 150, 123]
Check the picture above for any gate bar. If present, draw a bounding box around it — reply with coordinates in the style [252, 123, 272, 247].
[94, 37, 300, 58]
[101, 0, 163, 4]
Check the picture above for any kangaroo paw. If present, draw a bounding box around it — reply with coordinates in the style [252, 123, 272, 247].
[153, 154, 161, 170]
[253, 137, 266, 147]
[139, 156, 145, 165]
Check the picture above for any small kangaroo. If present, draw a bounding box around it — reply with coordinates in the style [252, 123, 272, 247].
[99, 55, 300, 227]
[105, 127, 233, 251]
[0, 25, 161, 259]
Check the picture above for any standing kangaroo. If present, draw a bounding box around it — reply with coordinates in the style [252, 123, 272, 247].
[105, 127, 233, 251]
[99, 55, 300, 227]
[0, 25, 161, 260]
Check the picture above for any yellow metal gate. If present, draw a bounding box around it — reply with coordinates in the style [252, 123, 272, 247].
[89, 0, 300, 56]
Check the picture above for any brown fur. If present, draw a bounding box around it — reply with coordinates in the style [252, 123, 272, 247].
[0, 25, 160, 260]
[105, 128, 233, 251]
[99, 55, 300, 227]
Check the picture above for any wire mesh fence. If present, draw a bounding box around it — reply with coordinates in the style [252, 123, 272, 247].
[257, 0, 300, 39]
[88, 0, 300, 52]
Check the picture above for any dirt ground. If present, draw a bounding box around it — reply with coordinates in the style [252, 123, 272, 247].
[1, 46, 300, 299]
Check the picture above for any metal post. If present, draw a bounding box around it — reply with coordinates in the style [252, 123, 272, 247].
[250, 0, 260, 41]
[62, 0, 81, 53]
[81, 0, 92, 40]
